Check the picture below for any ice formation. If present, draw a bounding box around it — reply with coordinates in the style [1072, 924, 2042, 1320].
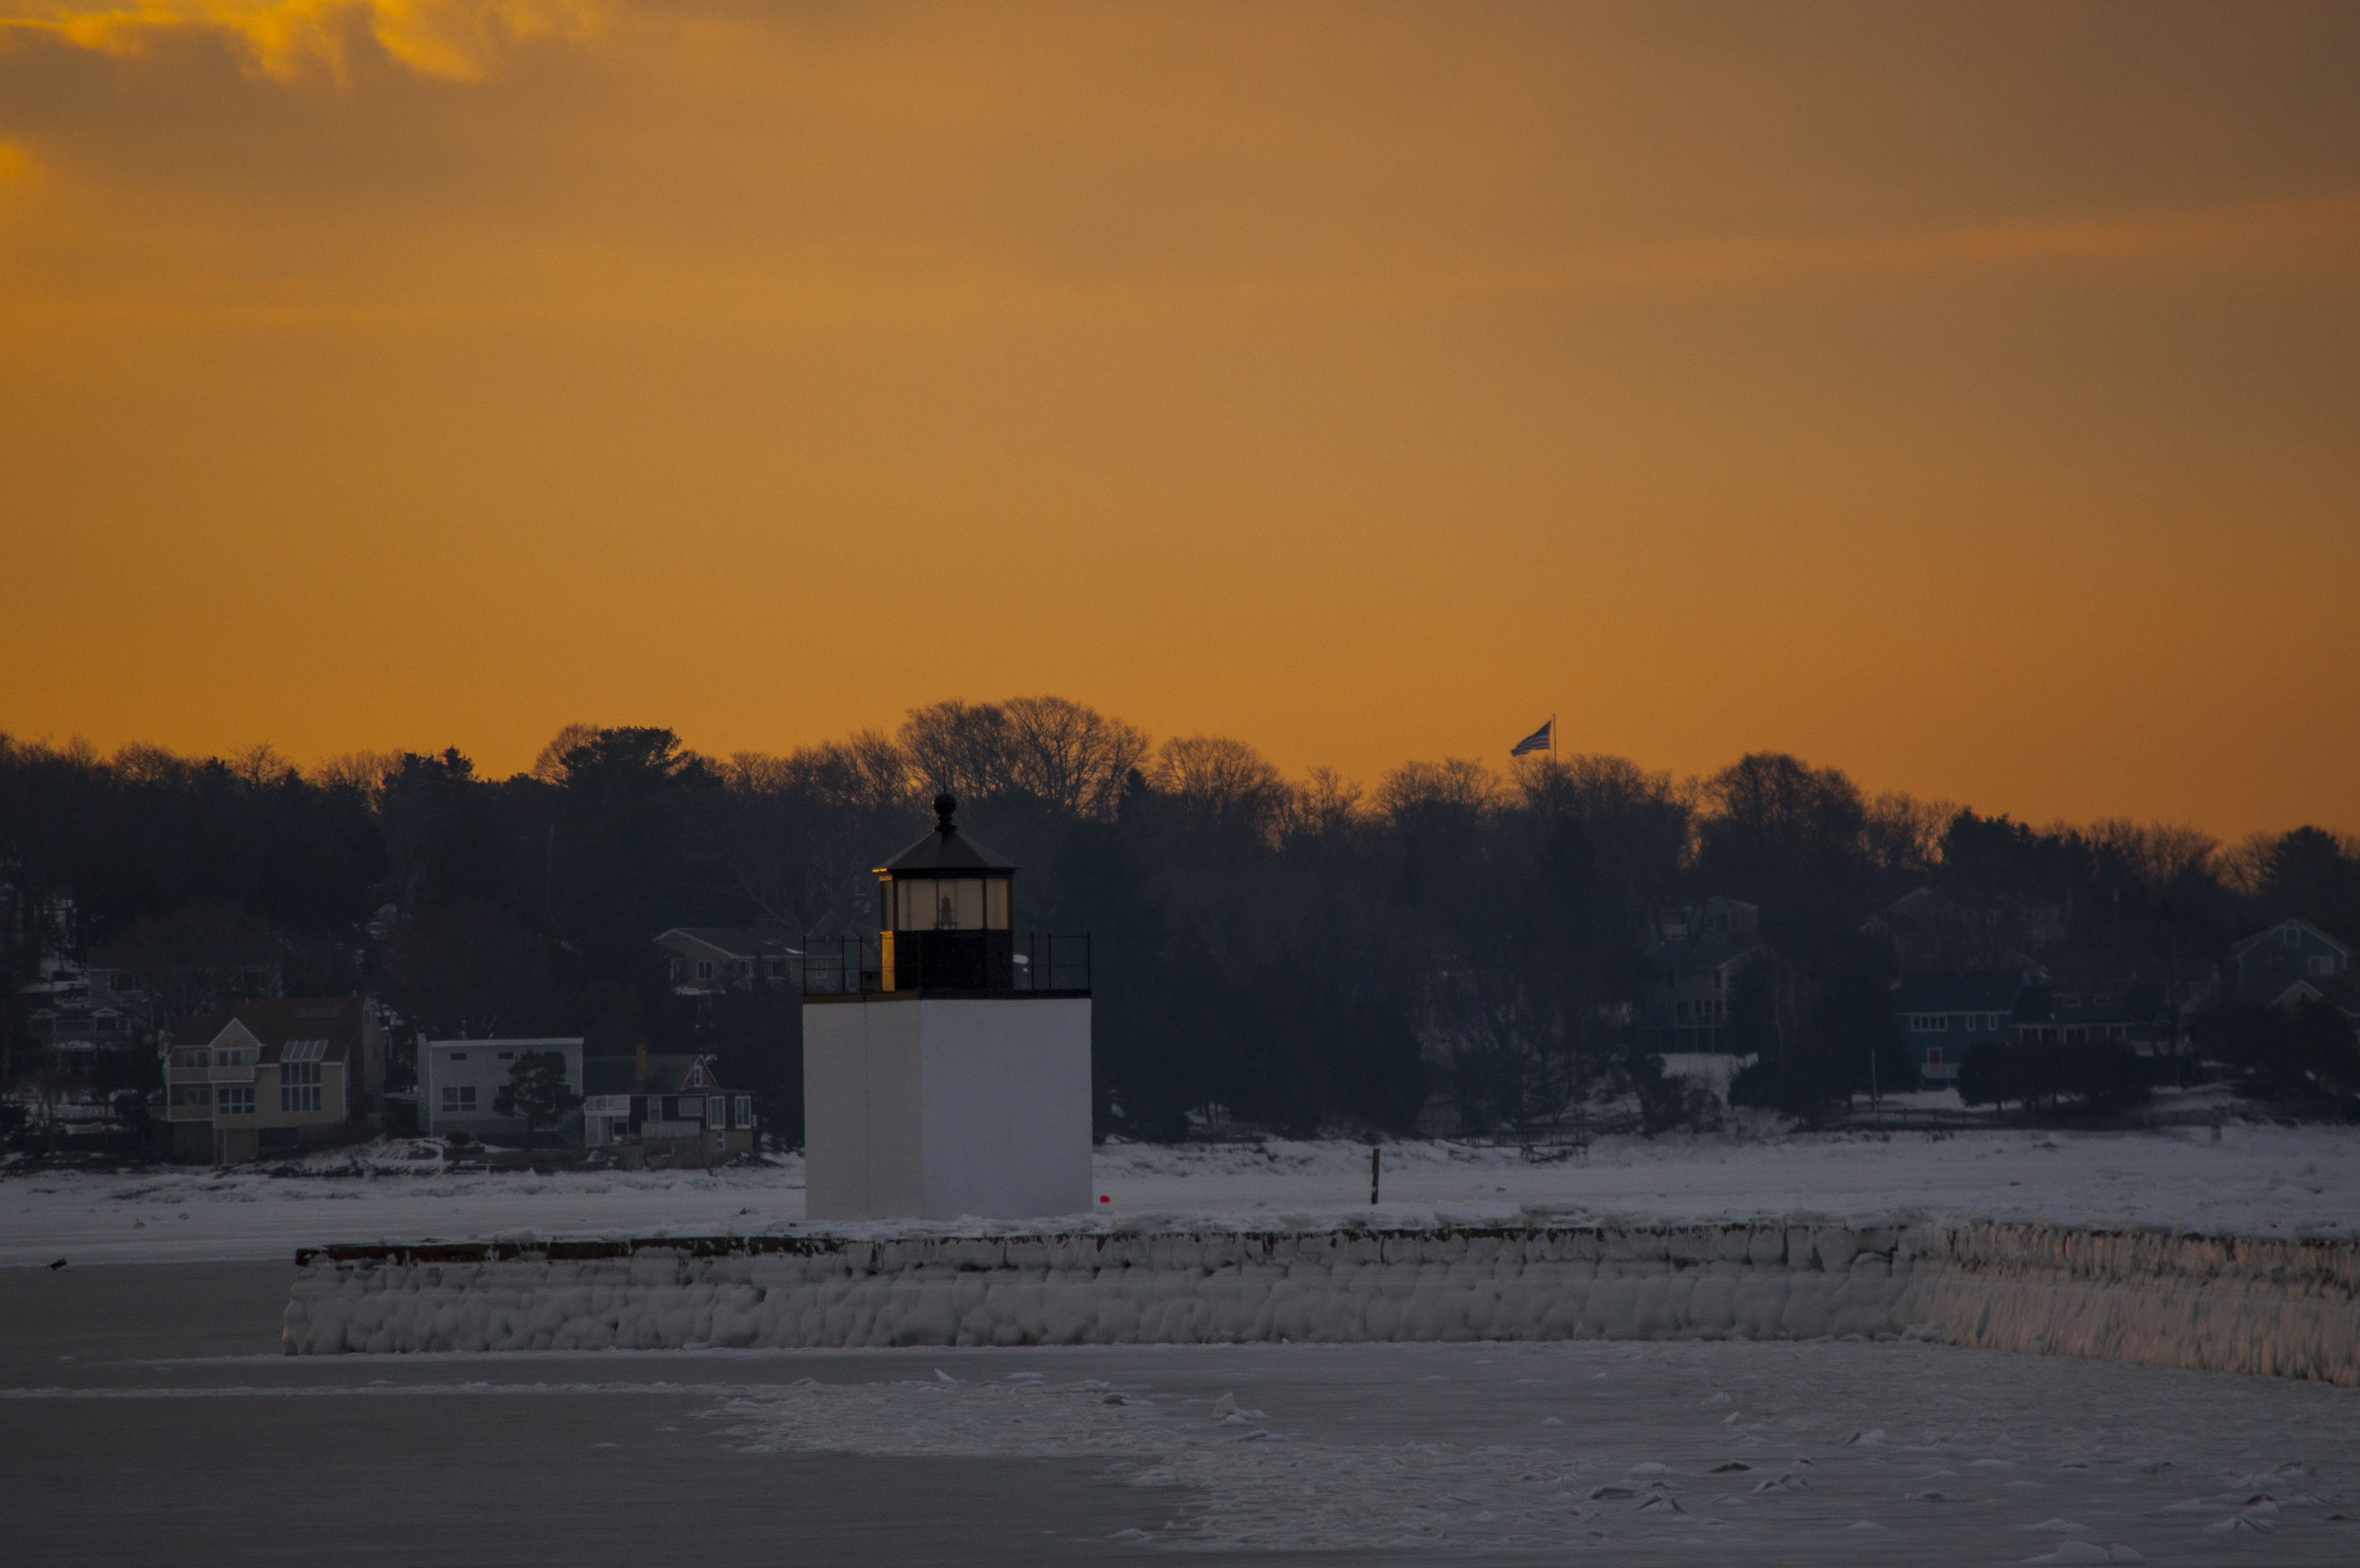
[282, 1220, 2360, 1385]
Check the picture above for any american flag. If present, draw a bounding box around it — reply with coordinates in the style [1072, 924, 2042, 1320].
[1509, 718, 1553, 757]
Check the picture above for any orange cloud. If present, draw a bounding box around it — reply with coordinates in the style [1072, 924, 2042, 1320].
[0, 0, 603, 81]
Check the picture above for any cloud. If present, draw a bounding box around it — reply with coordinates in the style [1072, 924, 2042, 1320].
[0, 0, 604, 82]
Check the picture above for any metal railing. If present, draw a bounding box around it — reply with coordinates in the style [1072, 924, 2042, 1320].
[798, 933, 1090, 995]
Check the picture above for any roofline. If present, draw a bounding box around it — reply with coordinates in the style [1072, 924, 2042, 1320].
[421, 1037, 585, 1048]
[2232, 918, 2352, 959]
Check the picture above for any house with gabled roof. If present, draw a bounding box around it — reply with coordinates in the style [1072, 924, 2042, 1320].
[163, 997, 380, 1164]
[653, 927, 799, 995]
[581, 1047, 754, 1166]
[2232, 919, 2353, 1008]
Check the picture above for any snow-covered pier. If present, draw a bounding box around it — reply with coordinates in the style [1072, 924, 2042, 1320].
[282, 1220, 2360, 1386]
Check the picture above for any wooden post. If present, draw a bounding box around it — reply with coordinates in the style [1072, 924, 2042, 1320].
[1370, 1144, 1381, 1206]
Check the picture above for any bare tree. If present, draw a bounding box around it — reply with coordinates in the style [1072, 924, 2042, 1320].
[1276, 767, 1366, 846]
[2086, 818, 2219, 896]
[1376, 758, 1501, 824]
[1151, 735, 1287, 838]
[1863, 791, 1956, 879]
[308, 750, 407, 802]
[1000, 697, 1150, 819]
[899, 700, 1014, 801]
[716, 733, 919, 935]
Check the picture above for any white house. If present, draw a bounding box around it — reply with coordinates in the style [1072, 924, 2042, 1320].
[419, 1037, 585, 1142]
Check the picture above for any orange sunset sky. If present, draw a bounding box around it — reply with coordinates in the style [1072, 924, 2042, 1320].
[1, 2, 2355, 835]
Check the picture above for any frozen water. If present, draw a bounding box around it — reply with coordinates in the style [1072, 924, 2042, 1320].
[682, 1337, 2360, 1560]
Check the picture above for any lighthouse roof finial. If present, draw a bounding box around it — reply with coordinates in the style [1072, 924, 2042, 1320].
[880, 794, 1015, 873]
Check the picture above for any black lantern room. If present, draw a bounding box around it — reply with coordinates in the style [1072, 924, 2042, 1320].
[876, 793, 1016, 990]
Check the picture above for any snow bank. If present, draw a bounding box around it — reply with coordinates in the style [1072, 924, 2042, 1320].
[1930, 1222, 2360, 1386]
[281, 1220, 2360, 1386]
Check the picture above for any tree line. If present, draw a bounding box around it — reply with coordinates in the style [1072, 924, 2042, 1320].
[4, 698, 2356, 1139]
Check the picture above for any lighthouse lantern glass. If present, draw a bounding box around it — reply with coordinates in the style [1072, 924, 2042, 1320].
[885, 875, 1009, 932]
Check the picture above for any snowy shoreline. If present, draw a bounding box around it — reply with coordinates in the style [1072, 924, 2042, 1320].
[9, 1126, 2360, 1270]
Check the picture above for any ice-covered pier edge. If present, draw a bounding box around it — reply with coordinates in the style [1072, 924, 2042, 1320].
[282, 1221, 2360, 1385]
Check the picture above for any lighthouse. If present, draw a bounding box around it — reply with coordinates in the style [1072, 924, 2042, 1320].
[801, 793, 1093, 1221]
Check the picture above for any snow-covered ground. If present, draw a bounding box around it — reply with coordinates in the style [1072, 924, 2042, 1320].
[4, 1126, 2356, 1267]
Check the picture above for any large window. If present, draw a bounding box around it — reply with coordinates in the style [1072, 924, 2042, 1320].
[170, 1083, 212, 1107]
[441, 1085, 477, 1113]
[281, 1059, 324, 1114]
[889, 876, 1007, 931]
[173, 1049, 211, 1070]
[217, 1084, 255, 1115]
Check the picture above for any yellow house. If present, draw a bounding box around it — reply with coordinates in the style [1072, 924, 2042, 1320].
[164, 998, 377, 1165]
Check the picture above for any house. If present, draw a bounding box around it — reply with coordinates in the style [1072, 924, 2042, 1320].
[1640, 898, 1764, 1053]
[1891, 969, 2029, 1084]
[2231, 919, 2353, 1007]
[654, 927, 799, 995]
[581, 1049, 755, 1166]
[2009, 981, 2178, 1056]
[1864, 886, 2060, 973]
[164, 998, 381, 1164]
[419, 1037, 586, 1143]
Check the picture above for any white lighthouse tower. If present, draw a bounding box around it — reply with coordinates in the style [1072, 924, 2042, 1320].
[800, 794, 1093, 1221]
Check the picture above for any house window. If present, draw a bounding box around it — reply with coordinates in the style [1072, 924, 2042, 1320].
[217, 1084, 255, 1115]
[281, 1060, 323, 1113]
[1924, 1047, 1944, 1067]
[768, 959, 785, 978]
[2311, 955, 2337, 977]
[441, 1086, 477, 1113]
[697, 960, 714, 980]
[170, 1083, 212, 1107]
[448, 1051, 468, 1062]
[733, 1096, 752, 1128]
[497, 1052, 514, 1061]
[175, 1049, 211, 1070]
